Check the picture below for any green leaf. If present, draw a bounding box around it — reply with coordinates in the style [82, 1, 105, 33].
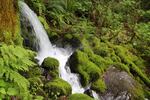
[0, 88, 6, 94]
[7, 88, 18, 96]
[0, 80, 6, 87]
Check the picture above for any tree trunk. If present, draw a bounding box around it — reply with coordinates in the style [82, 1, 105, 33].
[0, 0, 22, 44]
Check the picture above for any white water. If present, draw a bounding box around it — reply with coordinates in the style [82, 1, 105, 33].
[19, 1, 84, 93]
[92, 91, 100, 100]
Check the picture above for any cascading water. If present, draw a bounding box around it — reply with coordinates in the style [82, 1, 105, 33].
[18, 2, 149, 100]
[19, 1, 84, 93]
[92, 91, 100, 100]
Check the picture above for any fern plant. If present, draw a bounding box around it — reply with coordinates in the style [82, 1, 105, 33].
[0, 44, 36, 99]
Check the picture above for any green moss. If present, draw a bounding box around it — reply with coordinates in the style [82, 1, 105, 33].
[41, 57, 59, 79]
[110, 53, 121, 62]
[38, 16, 50, 32]
[48, 31, 59, 42]
[63, 33, 82, 47]
[38, 16, 60, 42]
[144, 89, 150, 99]
[91, 79, 107, 93]
[89, 54, 111, 73]
[79, 69, 90, 86]
[130, 63, 150, 87]
[69, 50, 101, 86]
[112, 62, 130, 73]
[68, 93, 94, 100]
[81, 39, 113, 73]
[44, 78, 72, 99]
[132, 88, 145, 100]
[48, 70, 59, 78]
[114, 46, 150, 87]
[42, 57, 59, 70]
[25, 0, 45, 15]
[64, 34, 73, 40]
[90, 40, 110, 57]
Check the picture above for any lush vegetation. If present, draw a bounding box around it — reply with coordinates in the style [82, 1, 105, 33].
[0, 44, 36, 99]
[0, 0, 149, 99]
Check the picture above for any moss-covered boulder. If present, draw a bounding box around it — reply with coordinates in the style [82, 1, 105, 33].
[69, 50, 101, 86]
[63, 33, 82, 48]
[41, 57, 59, 79]
[44, 78, 72, 99]
[42, 57, 59, 70]
[68, 93, 94, 100]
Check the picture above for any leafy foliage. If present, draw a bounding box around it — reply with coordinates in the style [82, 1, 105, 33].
[7, 0, 150, 99]
[0, 44, 35, 99]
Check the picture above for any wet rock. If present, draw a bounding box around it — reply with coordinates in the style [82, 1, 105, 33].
[42, 57, 59, 80]
[100, 91, 131, 100]
[84, 89, 93, 98]
[100, 67, 145, 100]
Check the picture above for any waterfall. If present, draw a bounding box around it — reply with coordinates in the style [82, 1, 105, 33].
[19, 1, 84, 93]
[92, 91, 100, 100]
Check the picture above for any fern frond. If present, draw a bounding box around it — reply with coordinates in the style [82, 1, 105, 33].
[0, 44, 36, 98]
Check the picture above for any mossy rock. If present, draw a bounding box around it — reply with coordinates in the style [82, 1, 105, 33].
[114, 46, 150, 87]
[63, 33, 82, 48]
[38, 16, 50, 31]
[69, 50, 101, 86]
[79, 70, 90, 86]
[81, 39, 113, 73]
[48, 31, 59, 42]
[68, 93, 94, 100]
[112, 63, 130, 73]
[48, 70, 59, 78]
[44, 78, 72, 98]
[91, 79, 107, 93]
[42, 57, 59, 70]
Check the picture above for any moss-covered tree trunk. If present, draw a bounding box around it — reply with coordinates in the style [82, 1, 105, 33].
[0, 0, 22, 44]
